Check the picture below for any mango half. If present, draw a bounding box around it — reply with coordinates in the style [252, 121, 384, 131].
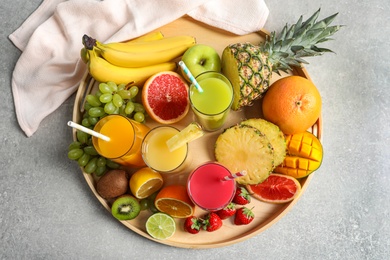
[274, 131, 323, 178]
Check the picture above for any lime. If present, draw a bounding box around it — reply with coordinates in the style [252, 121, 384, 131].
[166, 122, 204, 152]
[146, 213, 176, 240]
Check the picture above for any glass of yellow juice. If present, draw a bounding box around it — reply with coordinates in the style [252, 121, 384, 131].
[92, 114, 150, 167]
[189, 71, 233, 131]
[141, 126, 188, 173]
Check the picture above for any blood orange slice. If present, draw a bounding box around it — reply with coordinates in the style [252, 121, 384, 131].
[142, 71, 190, 124]
[246, 174, 301, 203]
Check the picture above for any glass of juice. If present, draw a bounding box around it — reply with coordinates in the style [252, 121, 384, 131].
[92, 114, 150, 167]
[187, 161, 236, 211]
[189, 71, 233, 131]
[141, 126, 189, 173]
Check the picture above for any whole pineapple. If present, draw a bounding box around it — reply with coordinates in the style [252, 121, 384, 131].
[222, 9, 341, 110]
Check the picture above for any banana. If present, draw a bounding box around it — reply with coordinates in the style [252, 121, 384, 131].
[92, 35, 196, 68]
[87, 49, 177, 85]
[80, 32, 164, 64]
[124, 31, 164, 43]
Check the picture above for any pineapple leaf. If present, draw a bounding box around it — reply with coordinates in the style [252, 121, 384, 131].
[301, 8, 321, 28]
[265, 9, 341, 73]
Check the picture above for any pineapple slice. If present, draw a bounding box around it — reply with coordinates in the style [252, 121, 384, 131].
[241, 118, 286, 167]
[166, 122, 204, 152]
[215, 124, 274, 185]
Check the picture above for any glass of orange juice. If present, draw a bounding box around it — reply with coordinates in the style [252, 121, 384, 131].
[141, 126, 189, 173]
[92, 114, 150, 167]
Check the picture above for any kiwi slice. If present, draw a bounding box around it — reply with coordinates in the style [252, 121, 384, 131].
[111, 195, 141, 220]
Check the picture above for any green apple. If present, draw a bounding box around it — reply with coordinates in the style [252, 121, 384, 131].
[180, 44, 221, 81]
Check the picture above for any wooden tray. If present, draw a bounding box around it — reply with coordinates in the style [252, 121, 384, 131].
[72, 15, 322, 249]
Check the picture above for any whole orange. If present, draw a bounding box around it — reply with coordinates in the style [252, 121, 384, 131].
[262, 76, 321, 135]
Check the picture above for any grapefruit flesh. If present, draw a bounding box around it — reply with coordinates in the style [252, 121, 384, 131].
[246, 174, 301, 203]
[142, 71, 189, 124]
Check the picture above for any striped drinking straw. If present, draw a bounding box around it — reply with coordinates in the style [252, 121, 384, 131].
[222, 170, 247, 181]
[178, 61, 203, 93]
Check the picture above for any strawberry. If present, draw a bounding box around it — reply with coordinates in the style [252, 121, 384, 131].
[202, 212, 222, 232]
[184, 216, 202, 234]
[233, 186, 251, 205]
[215, 202, 236, 220]
[234, 207, 255, 225]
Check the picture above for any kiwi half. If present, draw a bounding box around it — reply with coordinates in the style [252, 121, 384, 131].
[111, 195, 141, 220]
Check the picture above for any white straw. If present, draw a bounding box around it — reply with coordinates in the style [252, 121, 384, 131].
[67, 121, 110, 142]
[223, 170, 247, 181]
[178, 61, 203, 93]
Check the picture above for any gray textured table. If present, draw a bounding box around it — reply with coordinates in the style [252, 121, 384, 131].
[1, 0, 389, 259]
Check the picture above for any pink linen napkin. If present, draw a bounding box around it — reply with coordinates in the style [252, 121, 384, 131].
[9, 0, 269, 137]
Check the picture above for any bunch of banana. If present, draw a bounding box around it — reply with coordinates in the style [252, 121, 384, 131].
[81, 32, 196, 85]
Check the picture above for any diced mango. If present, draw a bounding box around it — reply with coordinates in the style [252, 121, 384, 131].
[274, 131, 323, 178]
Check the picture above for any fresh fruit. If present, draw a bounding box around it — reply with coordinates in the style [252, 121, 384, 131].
[142, 71, 190, 124]
[86, 49, 177, 85]
[234, 207, 255, 225]
[274, 131, 323, 178]
[139, 198, 149, 211]
[215, 124, 274, 185]
[241, 118, 286, 167]
[83, 34, 195, 68]
[180, 44, 221, 81]
[202, 212, 223, 232]
[111, 195, 141, 220]
[88, 81, 146, 122]
[246, 174, 302, 203]
[154, 185, 195, 218]
[221, 9, 341, 110]
[166, 122, 204, 152]
[232, 186, 251, 205]
[215, 202, 236, 220]
[129, 167, 163, 199]
[125, 31, 164, 43]
[80, 31, 164, 64]
[95, 170, 128, 199]
[262, 76, 322, 134]
[146, 212, 176, 240]
[184, 216, 202, 234]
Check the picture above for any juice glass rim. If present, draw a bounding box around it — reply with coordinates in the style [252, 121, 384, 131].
[92, 114, 136, 160]
[141, 125, 189, 173]
[189, 71, 234, 116]
[187, 161, 237, 211]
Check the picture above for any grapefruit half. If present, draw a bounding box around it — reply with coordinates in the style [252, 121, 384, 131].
[246, 174, 301, 203]
[142, 71, 190, 124]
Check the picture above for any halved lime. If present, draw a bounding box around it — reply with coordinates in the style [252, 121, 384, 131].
[166, 122, 204, 152]
[145, 213, 176, 240]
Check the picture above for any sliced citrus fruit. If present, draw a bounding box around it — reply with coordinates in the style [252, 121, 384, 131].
[129, 167, 163, 199]
[146, 212, 176, 240]
[246, 174, 301, 203]
[154, 185, 195, 218]
[142, 71, 190, 124]
[274, 131, 323, 178]
[166, 122, 204, 152]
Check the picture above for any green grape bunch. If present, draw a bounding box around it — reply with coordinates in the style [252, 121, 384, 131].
[68, 81, 148, 176]
[85, 81, 146, 123]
